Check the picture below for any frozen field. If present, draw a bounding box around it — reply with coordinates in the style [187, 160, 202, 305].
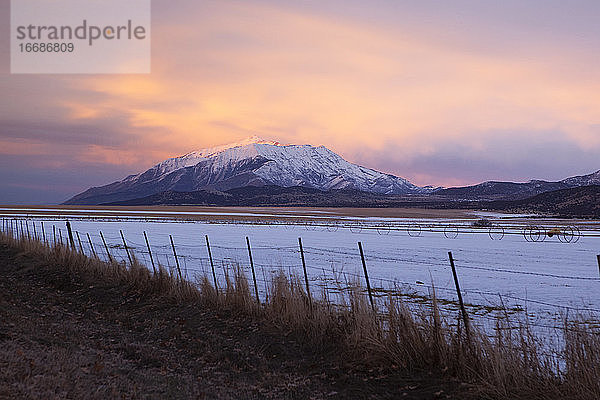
[2, 207, 600, 338]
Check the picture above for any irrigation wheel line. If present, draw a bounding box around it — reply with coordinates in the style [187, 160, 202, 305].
[523, 225, 546, 242]
[349, 222, 364, 234]
[488, 225, 505, 241]
[304, 221, 318, 231]
[558, 226, 581, 244]
[326, 222, 339, 232]
[407, 223, 422, 237]
[443, 225, 459, 239]
[376, 224, 391, 235]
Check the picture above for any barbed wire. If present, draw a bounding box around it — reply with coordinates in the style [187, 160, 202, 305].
[3, 218, 600, 321]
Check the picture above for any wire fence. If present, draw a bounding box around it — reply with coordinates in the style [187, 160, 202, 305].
[2, 215, 600, 337]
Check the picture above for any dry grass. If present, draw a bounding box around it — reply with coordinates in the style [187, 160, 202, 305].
[2, 230, 600, 399]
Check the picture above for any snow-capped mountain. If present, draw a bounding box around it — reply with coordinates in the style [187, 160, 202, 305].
[65, 136, 425, 205]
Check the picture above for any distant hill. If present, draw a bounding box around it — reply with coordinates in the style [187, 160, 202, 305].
[435, 170, 600, 201]
[489, 185, 600, 218]
[434, 180, 573, 200]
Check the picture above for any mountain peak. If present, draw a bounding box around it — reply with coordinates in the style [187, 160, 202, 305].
[184, 136, 283, 158]
[220, 135, 283, 148]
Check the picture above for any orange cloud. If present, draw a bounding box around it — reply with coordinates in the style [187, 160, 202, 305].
[10, 1, 598, 187]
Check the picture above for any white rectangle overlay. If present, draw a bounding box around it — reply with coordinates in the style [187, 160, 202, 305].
[11, 0, 151, 74]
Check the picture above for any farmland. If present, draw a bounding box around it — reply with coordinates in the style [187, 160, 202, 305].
[2, 206, 599, 342]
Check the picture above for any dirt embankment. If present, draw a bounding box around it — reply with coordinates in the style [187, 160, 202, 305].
[0, 243, 464, 399]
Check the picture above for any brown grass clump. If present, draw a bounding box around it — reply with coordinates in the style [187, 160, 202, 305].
[0, 231, 199, 302]
[2, 229, 600, 399]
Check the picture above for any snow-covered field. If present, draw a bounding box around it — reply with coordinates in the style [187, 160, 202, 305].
[3, 208, 600, 338]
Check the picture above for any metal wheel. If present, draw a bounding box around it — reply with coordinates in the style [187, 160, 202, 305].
[488, 225, 505, 240]
[444, 225, 459, 239]
[349, 222, 363, 233]
[377, 223, 391, 235]
[407, 223, 422, 237]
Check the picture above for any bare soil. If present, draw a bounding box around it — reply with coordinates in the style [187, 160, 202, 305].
[0, 243, 469, 399]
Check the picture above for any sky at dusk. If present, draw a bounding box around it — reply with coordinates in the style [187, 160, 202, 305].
[1, 0, 600, 204]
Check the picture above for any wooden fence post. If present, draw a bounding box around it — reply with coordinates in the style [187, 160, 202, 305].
[87, 233, 97, 259]
[205, 235, 219, 295]
[169, 235, 182, 281]
[120, 230, 133, 267]
[298, 237, 312, 311]
[358, 242, 375, 312]
[32, 221, 37, 240]
[143, 231, 156, 275]
[25, 220, 31, 241]
[246, 236, 260, 304]
[41, 221, 46, 244]
[53, 225, 56, 246]
[100, 231, 113, 263]
[76, 231, 84, 254]
[65, 221, 76, 249]
[597, 255, 600, 278]
[448, 251, 471, 342]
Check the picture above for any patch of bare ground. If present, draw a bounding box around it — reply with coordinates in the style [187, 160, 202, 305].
[0, 243, 466, 399]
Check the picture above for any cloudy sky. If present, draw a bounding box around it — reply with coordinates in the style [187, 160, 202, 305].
[1, 0, 600, 204]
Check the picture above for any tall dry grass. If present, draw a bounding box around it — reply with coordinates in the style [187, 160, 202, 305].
[2, 229, 600, 399]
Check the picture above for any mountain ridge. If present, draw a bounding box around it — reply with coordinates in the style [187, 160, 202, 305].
[64, 136, 426, 205]
[64, 135, 599, 206]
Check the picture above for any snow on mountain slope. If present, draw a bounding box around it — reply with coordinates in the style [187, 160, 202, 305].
[132, 136, 420, 193]
[65, 136, 423, 205]
[144, 136, 282, 178]
[561, 170, 600, 186]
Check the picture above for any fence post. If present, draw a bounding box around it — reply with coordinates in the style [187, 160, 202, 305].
[87, 233, 98, 259]
[246, 237, 260, 304]
[597, 255, 600, 278]
[100, 231, 113, 263]
[358, 242, 375, 312]
[25, 220, 30, 241]
[59, 229, 64, 246]
[205, 235, 219, 295]
[76, 231, 84, 254]
[53, 225, 56, 246]
[120, 230, 133, 267]
[65, 221, 76, 249]
[448, 251, 471, 342]
[75, 231, 85, 255]
[143, 231, 156, 275]
[298, 237, 312, 311]
[169, 235, 182, 281]
[41, 221, 46, 245]
[32, 221, 37, 240]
